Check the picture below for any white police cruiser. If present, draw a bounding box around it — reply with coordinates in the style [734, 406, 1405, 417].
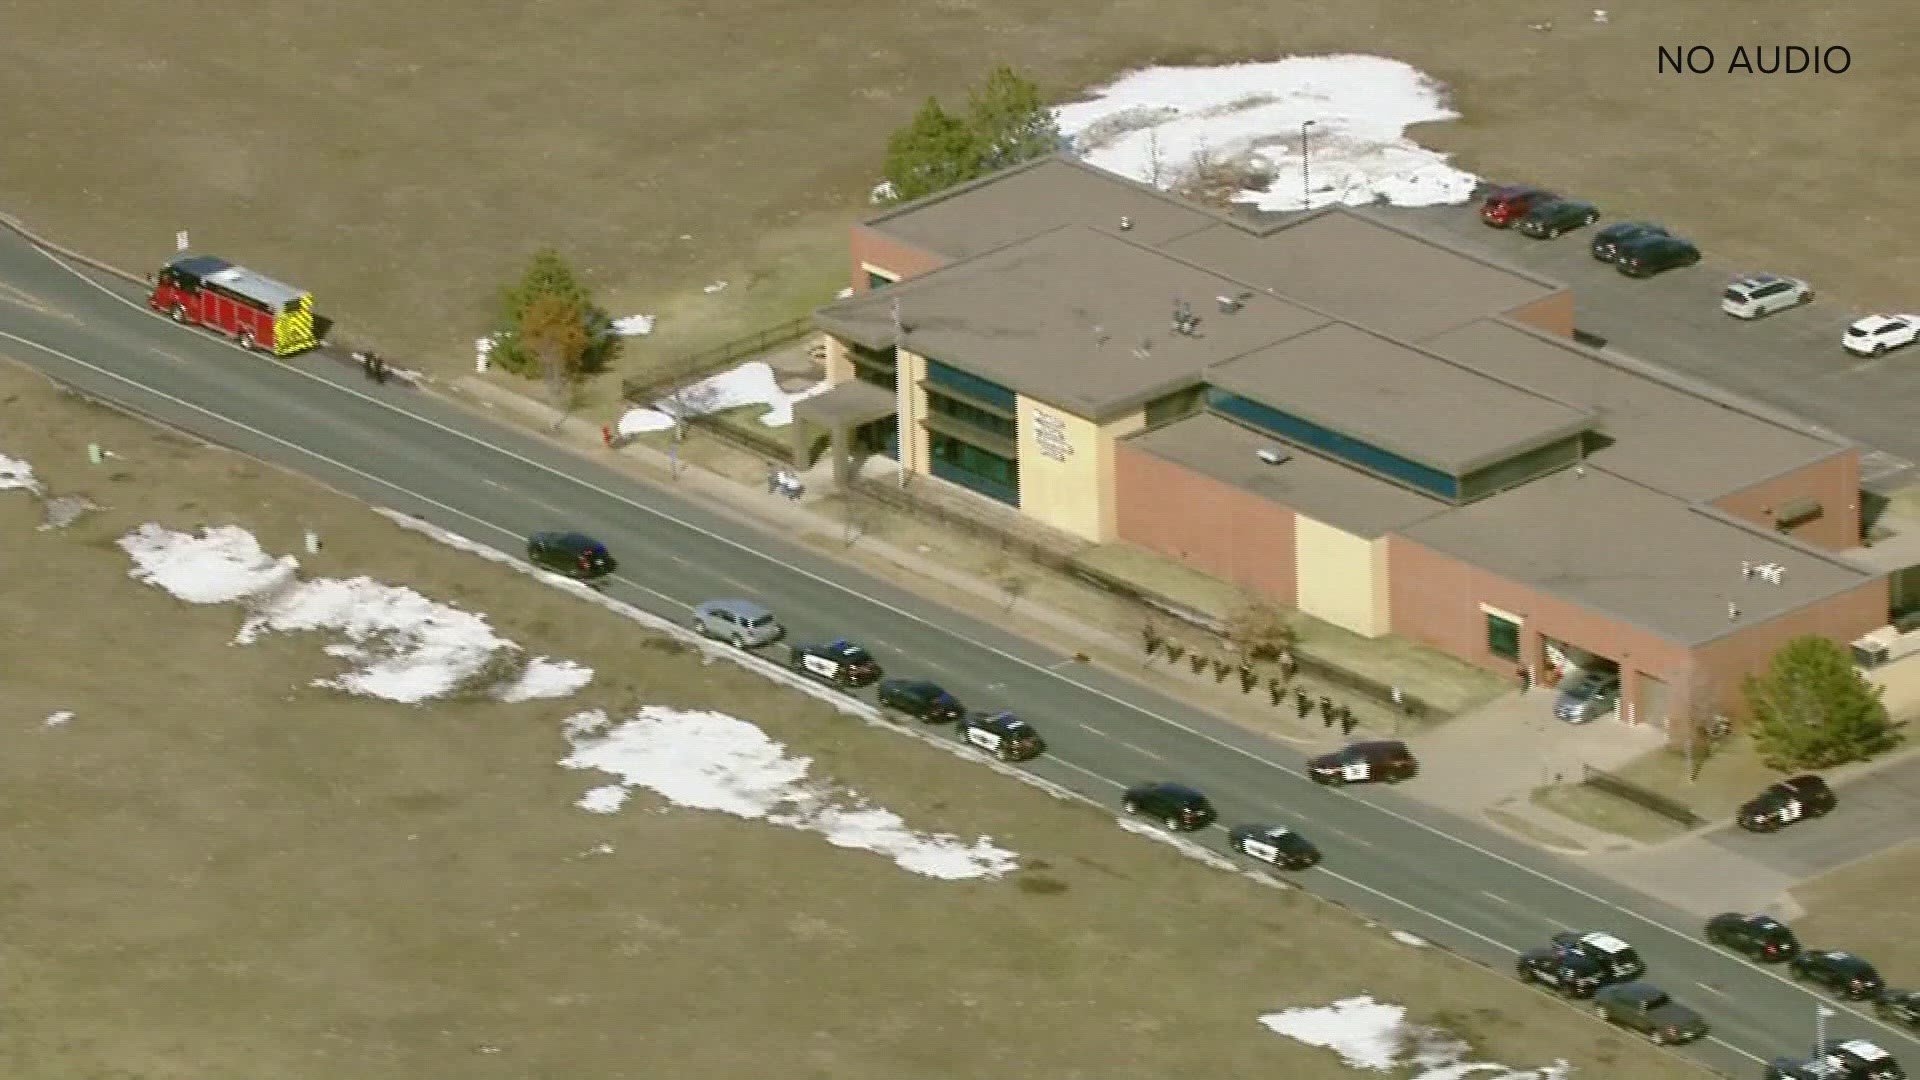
[955, 711, 1045, 762]
[1550, 930, 1646, 983]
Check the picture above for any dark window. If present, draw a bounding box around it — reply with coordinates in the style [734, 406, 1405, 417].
[1458, 436, 1581, 501]
[926, 389, 1016, 441]
[925, 359, 1017, 413]
[1144, 385, 1205, 428]
[1206, 389, 1460, 500]
[866, 270, 896, 291]
[929, 431, 1019, 506]
[848, 343, 897, 392]
[1486, 612, 1521, 661]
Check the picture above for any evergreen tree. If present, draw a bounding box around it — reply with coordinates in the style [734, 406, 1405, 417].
[881, 98, 982, 203]
[966, 65, 1061, 171]
[1742, 635, 1900, 769]
[492, 250, 620, 378]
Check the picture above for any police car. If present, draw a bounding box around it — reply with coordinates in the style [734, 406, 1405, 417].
[1549, 931, 1645, 983]
[1876, 989, 1920, 1030]
[1515, 944, 1604, 998]
[1815, 1040, 1906, 1080]
[955, 711, 1046, 762]
[787, 639, 883, 688]
[1790, 949, 1886, 1000]
[1704, 911, 1799, 962]
[1227, 824, 1321, 869]
[1305, 740, 1418, 786]
[1768, 1055, 1852, 1080]
[1739, 774, 1836, 833]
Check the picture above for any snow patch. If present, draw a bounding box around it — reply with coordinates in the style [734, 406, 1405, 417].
[117, 524, 589, 705]
[0, 453, 41, 494]
[496, 657, 595, 703]
[702, 280, 728, 295]
[617, 359, 831, 437]
[1054, 56, 1480, 212]
[612, 315, 655, 337]
[1115, 816, 1242, 873]
[870, 180, 898, 205]
[561, 707, 1020, 881]
[43, 711, 74, 728]
[1390, 930, 1429, 948]
[1261, 996, 1573, 1079]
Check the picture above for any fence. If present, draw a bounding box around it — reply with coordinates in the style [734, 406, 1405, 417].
[847, 476, 1439, 720]
[1580, 764, 1704, 828]
[620, 315, 816, 405]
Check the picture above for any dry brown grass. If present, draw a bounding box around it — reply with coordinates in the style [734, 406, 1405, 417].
[0, 356, 1722, 1079]
[1793, 839, 1920, 980]
[1, 1, 1911, 396]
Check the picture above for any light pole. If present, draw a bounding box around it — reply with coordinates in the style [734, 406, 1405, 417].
[1300, 120, 1318, 210]
[1813, 1005, 1834, 1061]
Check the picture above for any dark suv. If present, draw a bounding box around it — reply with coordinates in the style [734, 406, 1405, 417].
[955, 711, 1045, 762]
[1122, 782, 1217, 832]
[789, 639, 883, 688]
[1551, 930, 1645, 984]
[1590, 221, 1669, 262]
[1516, 198, 1599, 239]
[1481, 185, 1558, 227]
[1816, 1040, 1905, 1080]
[1516, 945, 1604, 998]
[1877, 989, 1920, 1029]
[526, 531, 616, 580]
[1704, 912, 1799, 962]
[876, 678, 963, 722]
[1307, 741, 1418, 786]
[1739, 775, 1836, 833]
[1615, 234, 1701, 277]
[1791, 950, 1886, 999]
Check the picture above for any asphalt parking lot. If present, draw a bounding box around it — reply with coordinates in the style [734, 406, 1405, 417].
[1371, 202, 1920, 492]
[1701, 758, 1920, 881]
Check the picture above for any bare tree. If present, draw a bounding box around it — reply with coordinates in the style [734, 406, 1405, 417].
[519, 293, 590, 426]
[1668, 666, 1727, 782]
[1170, 146, 1277, 211]
[1224, 594, 1296, 663]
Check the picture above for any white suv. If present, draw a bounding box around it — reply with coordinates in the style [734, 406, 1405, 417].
[1722, 274, 1813, 319]
[1842, 314, 1920, 357]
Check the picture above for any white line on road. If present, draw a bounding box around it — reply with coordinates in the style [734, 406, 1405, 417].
[1077, 722, 1108, 737]
[1696, 982, 1727, 996]
[1319, 826, 1374, 849]
[20, 245, 1910, 1056]
[1117, 741, 1163, 761]
[1481, 891, 1511, 905]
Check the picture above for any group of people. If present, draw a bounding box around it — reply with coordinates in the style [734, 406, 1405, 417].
[354, 350, 389, 384]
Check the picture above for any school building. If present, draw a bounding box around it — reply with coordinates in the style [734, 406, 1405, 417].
[796, 155, 1890, 726]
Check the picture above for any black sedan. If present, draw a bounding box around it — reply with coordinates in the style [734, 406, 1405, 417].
[1616, 234, 1701, 278]
[1122, 782, 1216, 832]
[1739, 775, 1836, 833]
[1704, 911, 1800, 962]
[876, 678, 963, 722]
[1590, 221, 1669, 262]
[526, 531, 616, 580]
[1228, 824, 1321, 869]
[1516, 198, 1599, 239]
[1876, 989, 1920, 1029]
[1790, 949, 1886, 999]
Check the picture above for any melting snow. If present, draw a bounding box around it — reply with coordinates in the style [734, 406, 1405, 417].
[617, 360, 831, 436]
[561, 707, 1020, 881]
[43, 711, 75, 728]
[496, 657, 594, 703]
[1261, 996, 1573, 1079]
[117, 524, 591, 705]
[1391, 930, 1429, 948]
[1, 453, 42, 494]
[1055, 56, 1480, 212]
[612, 314, 655, 337]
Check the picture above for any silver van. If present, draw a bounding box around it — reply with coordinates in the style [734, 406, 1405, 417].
[691, 598, 784, 648]
[1553, 668, 1621, 724]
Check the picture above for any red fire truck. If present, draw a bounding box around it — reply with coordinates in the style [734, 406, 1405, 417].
[148, 254, 318, 357]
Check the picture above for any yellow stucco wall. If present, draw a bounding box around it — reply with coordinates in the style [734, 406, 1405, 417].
[896, 348, 930, 474]
[1016, 397, 1104, 539]
[1295, 514, 1391, 637]
[822, 335, 853, 385]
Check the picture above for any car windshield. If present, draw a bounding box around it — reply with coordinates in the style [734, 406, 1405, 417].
[1724, 288, 1747, 302]
[1848, 325, 1871, 336]
[748, 615, 774, 628]
[1644, 991, 1671, 1008]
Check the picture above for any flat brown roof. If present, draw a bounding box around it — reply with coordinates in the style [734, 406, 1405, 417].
[1399, 467, 1875, 645]
[864, 156, 1220, 261]
[1423, 319, 1845, 501]
[1127, 413, 1447, 538]
[1158, 210, 1562, 341]
[815, 225, 1331, 417]
[1206, 323, 1596, 475]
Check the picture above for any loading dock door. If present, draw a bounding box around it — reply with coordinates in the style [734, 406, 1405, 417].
[1638, 671, 1670, 730]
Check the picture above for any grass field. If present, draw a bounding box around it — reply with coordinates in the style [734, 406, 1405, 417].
[1, 2, 1912, 395]
[1793, 840, 1920, 985]
[0, 357, 1728, 1078]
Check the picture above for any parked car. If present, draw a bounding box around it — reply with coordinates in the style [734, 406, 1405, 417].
[690, 598, 784, 648]
[525, 531, 616, 580]
[1704, 912, 1800, 962]
[1789, 949, 1886, 999]
[955, 711, 1045, 762]
[1516, 945, 1605, 998]
[1228, 823, 1321, 869]
[1481, 185, 1559, 228]
[1516, 198, 1600, 239]
[789, 639, 883, 687]
[1306, 740, 1418, 786]
[1552, 930, 1647, 984]
[1553, 667, 1621, 723]
[876, 678, 963, 722]
[1815, 1039, 1905, 1080]
[1122, 782, 1217, 832]
[1738, 775, 1836, 833]
[1843, 314, 1920, 357]
[1875, 988, 1920, 1029]
[1722, 273, 1815, 319]
[1616, 235, 1701, 277]
[1590, 221, 1670, 263]
[1589, 982, 1709, 1044]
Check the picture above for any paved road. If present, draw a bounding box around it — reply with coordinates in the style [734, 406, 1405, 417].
[1369, 203, 1920, 491]
[1703, 760, 1920, 879]
[2, 226, 1915, 1075]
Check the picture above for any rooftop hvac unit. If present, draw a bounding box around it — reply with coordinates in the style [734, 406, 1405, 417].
[1256, 448, 1290, 466]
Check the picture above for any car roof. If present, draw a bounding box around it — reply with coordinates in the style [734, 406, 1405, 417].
[1149, 781, 1207, 798]
[1352, 740, 1410, 754]
[1852, 314, 1905, 331]
[1835, 1040, 1889, 1059]
[886, 677, 940, 691]
[699, 598, 772, 618]
[1782, 774, 1831, 790]
[1604, 981, 1662, 1001]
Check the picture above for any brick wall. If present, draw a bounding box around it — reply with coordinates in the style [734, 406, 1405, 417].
[848, 226, 949, 292]
[1113, 441, 1297, 606]
[1709, 449, 1861, 552]
[1504, 290, 1576, 338]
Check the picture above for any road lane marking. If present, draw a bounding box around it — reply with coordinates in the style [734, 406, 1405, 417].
[1116, 741, 1163, 761]
[1319, 826, 1374, 849]
[20, 246, 1911, 1056]
[1077, 722, 1108, 737]
[1696, 982, 1727, 996]
[1481, 891, 1511, 905]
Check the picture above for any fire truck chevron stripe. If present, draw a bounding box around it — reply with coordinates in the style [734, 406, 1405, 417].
[274, 297, 317, 356]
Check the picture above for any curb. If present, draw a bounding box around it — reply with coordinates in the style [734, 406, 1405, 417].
[0, 210, 149, 287]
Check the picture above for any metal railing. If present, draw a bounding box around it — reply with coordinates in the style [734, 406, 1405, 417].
[1579, 764, 1704, 827]
[620, 315, 816, 404]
